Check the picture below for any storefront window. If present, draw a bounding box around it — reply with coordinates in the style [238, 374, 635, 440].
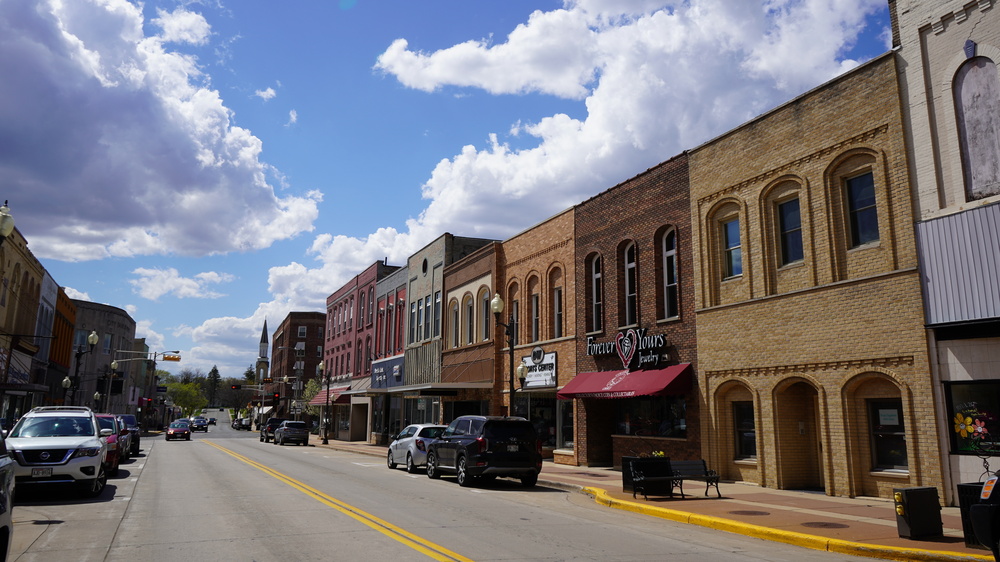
[614, 396, 686, 438]
[557, 400, 573, 448]
[513, 395, 558, 448]
[733, 401, 755, 459]
[867, 399, 907, 470]
[945, 381, 1000, 453]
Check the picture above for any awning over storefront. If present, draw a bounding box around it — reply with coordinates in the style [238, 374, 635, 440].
[557, 363, 692, 399]
[308, 386, 351, 406]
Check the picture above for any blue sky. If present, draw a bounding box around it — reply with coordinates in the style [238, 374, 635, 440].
[4, 0, 892, 378]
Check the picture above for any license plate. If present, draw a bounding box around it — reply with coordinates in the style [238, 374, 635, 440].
[31, 468, 52, 478]
[507, 445, 519, 452]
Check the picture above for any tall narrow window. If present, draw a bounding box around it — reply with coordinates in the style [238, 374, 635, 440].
[409, 302, 417, 344]
[451, 302, 459, 348]
[552, 287, 563, 338]
[368, 287, 375, 324]
[723, 219, 742, 278]
[387, 305, 395, 353]
[481, 292, 491, 341]
[511, 300, 520, 346]
[359, 293, 365, 329]
[465, 298, 474, 345]
[433, 291, 441, 337]
[424, 295, 432, 340]
[734, 401, 756, 460]
[590, 256, 603, 332]
[397, 298, 405, 350]
[778, 199, 803, 264]
[531, 293, 540, 342]
[623, 243, 637, 326]
[661, 230, 679, 319]
[868, 399, 907, 470]
[846, 172, 878, 247]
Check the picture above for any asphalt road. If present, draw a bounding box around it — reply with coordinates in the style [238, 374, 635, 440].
[9, 413, 870, 561]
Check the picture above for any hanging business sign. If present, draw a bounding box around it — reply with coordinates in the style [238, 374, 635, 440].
[371, 355, 405, 389]
[586, 327, 667, 370]
[521, 346, 556, 389]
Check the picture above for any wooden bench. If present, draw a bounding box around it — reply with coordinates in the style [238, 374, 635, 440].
[629, 458, 678, 500]
[671, 459, 721, 498]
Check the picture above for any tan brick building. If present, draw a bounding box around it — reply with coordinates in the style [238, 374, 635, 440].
[496, 209, 578, 463]
[689, 53, 939, 498]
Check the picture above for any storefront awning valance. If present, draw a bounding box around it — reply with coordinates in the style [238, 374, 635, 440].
[308, 386, 351, 406]
[557, 363, 692, 400]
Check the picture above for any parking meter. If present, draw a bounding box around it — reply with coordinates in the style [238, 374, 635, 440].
[971, 472, 1000, 561]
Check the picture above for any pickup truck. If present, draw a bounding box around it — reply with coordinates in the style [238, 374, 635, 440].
[259, 418, 288, 443]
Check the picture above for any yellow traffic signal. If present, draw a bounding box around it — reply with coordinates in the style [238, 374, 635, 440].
[161, 354, 181, 362]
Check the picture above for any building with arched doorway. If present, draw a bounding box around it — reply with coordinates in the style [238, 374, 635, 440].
[689, 51, 940, 499]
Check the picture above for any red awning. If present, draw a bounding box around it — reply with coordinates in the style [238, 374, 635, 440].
[557, 363, 692, 399]
[308, 386, 350, 406]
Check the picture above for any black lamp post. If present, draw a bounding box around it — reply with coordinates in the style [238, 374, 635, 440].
[490, 293, 523, 416]
[63, 330, 99, 405]
[318, 360, 330, 445]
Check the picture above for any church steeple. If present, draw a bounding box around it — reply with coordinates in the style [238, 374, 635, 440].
[255, 320, 269, 385]
[258, 320, 269, 359]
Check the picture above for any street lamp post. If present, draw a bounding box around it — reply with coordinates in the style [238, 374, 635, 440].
[490, 293, 529, 416]
[318, 360, 330, 445]
[63, 330, 99, 406]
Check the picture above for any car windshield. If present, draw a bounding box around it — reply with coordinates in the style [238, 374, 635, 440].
[97, 417, 116, 431]
[10, 416, 95, 438]
[420, 427, 444, 438]
[169, 422, 188, 429]
[284, 422, 307, 429]
[119, 415, 137, 426]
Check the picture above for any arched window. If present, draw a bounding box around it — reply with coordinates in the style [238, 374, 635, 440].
[588, 255, 603, 333]
[464, 296, 475, 345]
[955, 56, 1000, 200]
[722, 218, 742, 278]
[623, 242, 637, 326]
[451, 301, 460, 348]
[368, 287, 375, 325]
[549, 267, 563, 339]
[480, 290, 491, 341]
[661, 229, 679, 319]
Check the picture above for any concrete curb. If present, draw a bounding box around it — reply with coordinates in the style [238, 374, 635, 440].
[582, 487, 993, 562]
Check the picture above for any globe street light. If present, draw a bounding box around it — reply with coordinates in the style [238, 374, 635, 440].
[66, 330, 99, 405]
[318, 360, 331, 445]
[490, 293, 525, 416]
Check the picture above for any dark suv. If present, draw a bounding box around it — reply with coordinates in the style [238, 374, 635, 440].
[426, 416, 542, 487]
[259, 418, 288, 443]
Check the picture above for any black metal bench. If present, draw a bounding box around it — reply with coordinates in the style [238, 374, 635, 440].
[629, 458, 678, 500]
[671, 459, 721, 498]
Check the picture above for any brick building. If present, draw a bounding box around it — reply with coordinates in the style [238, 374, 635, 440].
[568, 154, 697, 468]
[688, 52, 937, 499]
[268, 311, 324, 422]
[370, 265, 407, 443]
[440, 242, 501, 419]
[894, 0, 1000, 504]
[495, 210, 578, 462]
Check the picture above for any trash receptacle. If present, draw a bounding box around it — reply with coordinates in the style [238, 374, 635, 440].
[958, 482, 988, 549]
[893, 487, 943, 539]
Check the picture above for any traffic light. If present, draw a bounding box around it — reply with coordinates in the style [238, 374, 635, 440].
[231, 384, 242, 390]
[272, 392, 280, 400]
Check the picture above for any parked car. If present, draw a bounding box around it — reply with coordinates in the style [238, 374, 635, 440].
[165, 421, 191, 441]
[0, 427, 15, 557]
[6, 406, 111, 498]
[189, 417, 209, 432]
[94, 414, 125, 476]
[239, 417, 252, 430]
[273, 421, 309, 446]
[388, 424, 446, 473]
[117, 413, 140, 456]
[231, 417, 241, 429]
[426, 416, 542, 487]
[259, 418, 288, 443]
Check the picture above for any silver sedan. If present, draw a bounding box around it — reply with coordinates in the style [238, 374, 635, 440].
[387, 424, 446, 473]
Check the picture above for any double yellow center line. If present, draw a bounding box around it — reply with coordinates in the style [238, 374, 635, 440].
[203, 440, 473, 562]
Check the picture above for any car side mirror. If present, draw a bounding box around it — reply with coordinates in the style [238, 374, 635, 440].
[100, 428, 114, 437]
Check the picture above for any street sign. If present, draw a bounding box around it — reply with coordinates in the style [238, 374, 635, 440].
[156, 386, 167, 393]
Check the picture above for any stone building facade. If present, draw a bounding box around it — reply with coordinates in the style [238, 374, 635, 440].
[689, 53, 937, 499]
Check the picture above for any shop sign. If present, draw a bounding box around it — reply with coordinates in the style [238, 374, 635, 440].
[372, 355, 405, 389]
[520, 346, 556, 388]
[586, 327, 667, 370]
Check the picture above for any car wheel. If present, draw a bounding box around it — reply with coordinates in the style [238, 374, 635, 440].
[520, 472, 538, 488]
[456, 456, 472, 487]
[81, 465, 107, 498]
[426, 452, 440, 479]
[186, 435, 191, 441]
[387, 450, 397, 469]
[110, 459, 119, 477]
[276, 437, 282, 445]
[406, 454, 417, 474]
[259, 434, 264, 442]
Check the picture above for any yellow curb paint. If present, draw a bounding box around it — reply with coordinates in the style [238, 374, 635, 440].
[582, 487, 993, 562]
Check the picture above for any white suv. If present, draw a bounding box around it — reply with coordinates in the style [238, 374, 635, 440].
[6, 406, 111, 498]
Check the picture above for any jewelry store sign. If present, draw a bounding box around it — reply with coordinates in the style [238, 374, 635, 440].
[586, 327, 667, 370]
[521, 346, 556, 389]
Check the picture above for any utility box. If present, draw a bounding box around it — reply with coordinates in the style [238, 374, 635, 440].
[893, 487, 943, 539]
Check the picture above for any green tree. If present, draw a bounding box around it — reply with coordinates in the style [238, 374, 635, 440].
[166, 382, 208, 418]
[243, 366, 255, 383]
[206, 366, 221, 406]
[302, 378, 323, 417]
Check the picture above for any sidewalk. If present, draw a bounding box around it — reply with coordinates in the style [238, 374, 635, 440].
[314, 438, 995, 562]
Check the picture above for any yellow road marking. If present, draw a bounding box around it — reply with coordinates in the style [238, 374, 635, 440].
[202, 440, 473, 562]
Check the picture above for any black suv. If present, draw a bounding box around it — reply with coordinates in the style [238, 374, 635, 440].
[259, 418, 288, 443]
[426, 416, 542, 487]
